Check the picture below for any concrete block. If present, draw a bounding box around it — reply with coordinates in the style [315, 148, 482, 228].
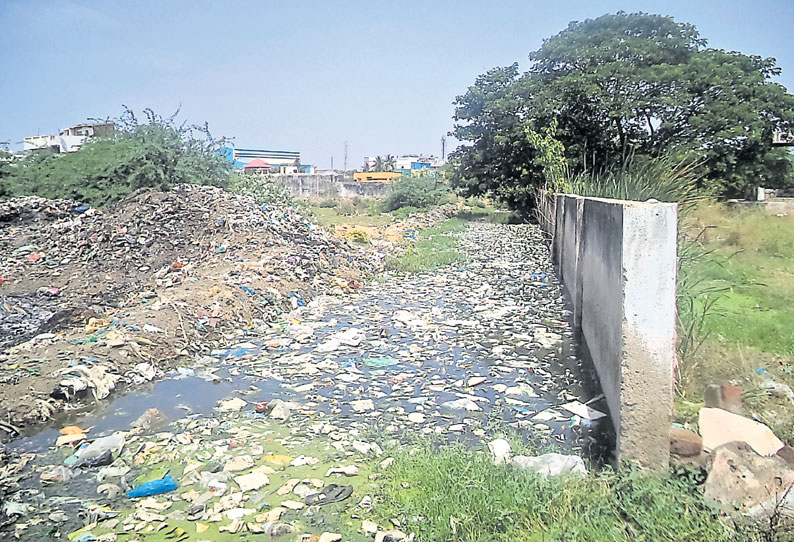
[577, 197, 677, 468]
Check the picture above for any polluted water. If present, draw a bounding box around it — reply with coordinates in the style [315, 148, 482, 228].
[0, 221, 612, 541]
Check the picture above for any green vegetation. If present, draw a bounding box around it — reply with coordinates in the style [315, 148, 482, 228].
[385, 218, 467, 273]
[1, 107, 232, 207]
[372, 442, 745, 542]
[676, 203, 794, 445]
[228, 172, 294, 205]
[451, 12, 794, 213]
[383, 175, 452, 212]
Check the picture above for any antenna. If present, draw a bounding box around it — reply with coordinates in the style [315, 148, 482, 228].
[344, 141, 348, 171]
[441, 136, 447, 160]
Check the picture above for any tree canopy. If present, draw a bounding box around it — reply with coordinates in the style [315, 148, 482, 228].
[451, 11, 794, 210]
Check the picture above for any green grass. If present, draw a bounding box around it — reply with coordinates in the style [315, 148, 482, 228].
[308, 205, 394, 227]
[371, 443, 738, 542]
[682, 204, 794, 357]
[385, 218, 467, 272]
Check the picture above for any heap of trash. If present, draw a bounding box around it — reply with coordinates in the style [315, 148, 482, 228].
[0, 185, 383, 434]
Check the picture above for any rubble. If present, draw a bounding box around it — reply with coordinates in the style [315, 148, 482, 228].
[0, 185, 381, 434]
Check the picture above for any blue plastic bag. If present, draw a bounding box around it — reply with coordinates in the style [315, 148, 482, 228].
[127, 474, 178, 498]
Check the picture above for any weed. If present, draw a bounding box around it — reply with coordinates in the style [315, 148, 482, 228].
[385, 218, 467, 273]
[346, 229, 370, 244]
[371, 442, 734, 542]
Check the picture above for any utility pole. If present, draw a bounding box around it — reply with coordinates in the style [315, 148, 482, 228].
[441, 136, 447, 161]
[330, 156, 334, 171]
[343, 141, 348, 172]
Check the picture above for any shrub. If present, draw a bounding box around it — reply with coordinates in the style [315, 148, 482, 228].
[318, 199, 337, 208]
[382, 176, 450, 212]
[228, 173, 293, 206]
[2, 107, 233, 207]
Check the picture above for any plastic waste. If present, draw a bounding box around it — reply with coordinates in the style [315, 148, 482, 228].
[362, 355, 399, 368]
[126, 474, 178, 498]
[64, 432, 125, 466]
[74, 449, 114, 469]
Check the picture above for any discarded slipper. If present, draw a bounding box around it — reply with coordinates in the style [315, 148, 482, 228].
[304, 483, 353, 505]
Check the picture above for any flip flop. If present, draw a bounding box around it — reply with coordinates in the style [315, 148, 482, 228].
[304, 483, 353, 506]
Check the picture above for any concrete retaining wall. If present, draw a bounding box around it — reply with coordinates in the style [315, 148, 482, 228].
[539, 193, 677, 468]
[269, 174, 390, 199]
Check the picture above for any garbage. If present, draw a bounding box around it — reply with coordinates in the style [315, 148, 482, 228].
[511, 453, 587, 477]
[305, 484, 354, 505]
[131, 408, 168, 432]
[126, 474, 178, 498]
[362, 355, 399, 368]
[65, 432, 125, 466]
[488, 439, 512, 465]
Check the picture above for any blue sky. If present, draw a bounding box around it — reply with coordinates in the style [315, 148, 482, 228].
[1, 0, 793, 168]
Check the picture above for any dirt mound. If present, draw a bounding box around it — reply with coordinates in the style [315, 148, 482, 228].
[0, 185, 381, 435]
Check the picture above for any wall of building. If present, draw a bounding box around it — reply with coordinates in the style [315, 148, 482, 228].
[540, 193, 677, 469]
[269, 174, 391, 199]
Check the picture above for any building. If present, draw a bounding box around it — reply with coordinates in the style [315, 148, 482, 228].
[243, 158, 273, 174]
[24, 121, 115, 153]
[221, 146, 301, 169]
[363, 154, 446, 173]
[353, 171, 402, 183]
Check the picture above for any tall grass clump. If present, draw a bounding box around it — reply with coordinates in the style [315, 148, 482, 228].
[383, 176, 451, 212]
[567, 156, 705, 210]
[372, 442, 734, 542]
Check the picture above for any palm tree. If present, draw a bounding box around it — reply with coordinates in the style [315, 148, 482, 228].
[384, 154, 396, 172]
[374, 156, 385, 172]
[361, 160, 370, 172]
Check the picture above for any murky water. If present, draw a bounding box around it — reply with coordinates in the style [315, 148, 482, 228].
[2, 221, 613, 539]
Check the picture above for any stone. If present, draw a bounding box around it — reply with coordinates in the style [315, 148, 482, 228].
[281, 500, 305, 510]
[264, 521, 294, 537]
[511, 453, 587, 478]
[223, 455, 254, 472]
[276, 479, 300, 496]
[264, 507, 285, 522]
[233, 469, 270, 492]
[777, 445, 794, 465]
[326, 465, 359, 477]
[319, 533, 342, 542]
[268, 399, 291, 421]
[488, 439, 511, 465]
[704, 442, 794, 515]
[361, 520, 378, 534]
[669, 427, 702, 457]
[375, 529, 407, 542]
[699, 407, 784, 456]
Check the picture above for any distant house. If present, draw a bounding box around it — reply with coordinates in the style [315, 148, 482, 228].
[23, 121, 115, 153]
[243, 158, 273, 174]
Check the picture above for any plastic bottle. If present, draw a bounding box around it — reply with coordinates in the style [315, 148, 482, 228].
[126, 474, 178, 498]
[64, 432, 125, 466]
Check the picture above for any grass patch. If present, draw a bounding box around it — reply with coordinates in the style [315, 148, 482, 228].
[308, 205, 393, 227]
[682, 203, 794, 357]
[372, 443, 735, 542]
[385, 218, 467, 273]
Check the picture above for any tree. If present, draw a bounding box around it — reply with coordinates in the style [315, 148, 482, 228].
[384, 154, 396, 172]
[451, 11, 794, 208]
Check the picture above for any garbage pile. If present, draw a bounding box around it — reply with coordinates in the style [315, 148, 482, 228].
[0, 220, 603, 540]
[0, 184, 383, 435]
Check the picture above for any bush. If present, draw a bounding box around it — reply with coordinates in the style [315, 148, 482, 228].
[2, 107, 233, 207]
[382, 176, 450, 212]
[346, 229, 370, 244]
[318, 199, 337, 208]
[228, 173, 293, 206]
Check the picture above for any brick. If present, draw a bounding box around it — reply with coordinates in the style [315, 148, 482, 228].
[670, 427, 702, 457]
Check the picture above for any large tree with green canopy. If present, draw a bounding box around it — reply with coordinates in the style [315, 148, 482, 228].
[451, 11, 794, 210]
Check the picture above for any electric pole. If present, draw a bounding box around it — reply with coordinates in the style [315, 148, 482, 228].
[441, 136, 447, 161]
[344, 141, 348, 172]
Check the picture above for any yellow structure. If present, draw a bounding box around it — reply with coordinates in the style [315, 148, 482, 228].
[354, 171, 402, 183]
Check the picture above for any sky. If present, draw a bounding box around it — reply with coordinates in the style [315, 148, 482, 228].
[1, 0, 793, 169]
